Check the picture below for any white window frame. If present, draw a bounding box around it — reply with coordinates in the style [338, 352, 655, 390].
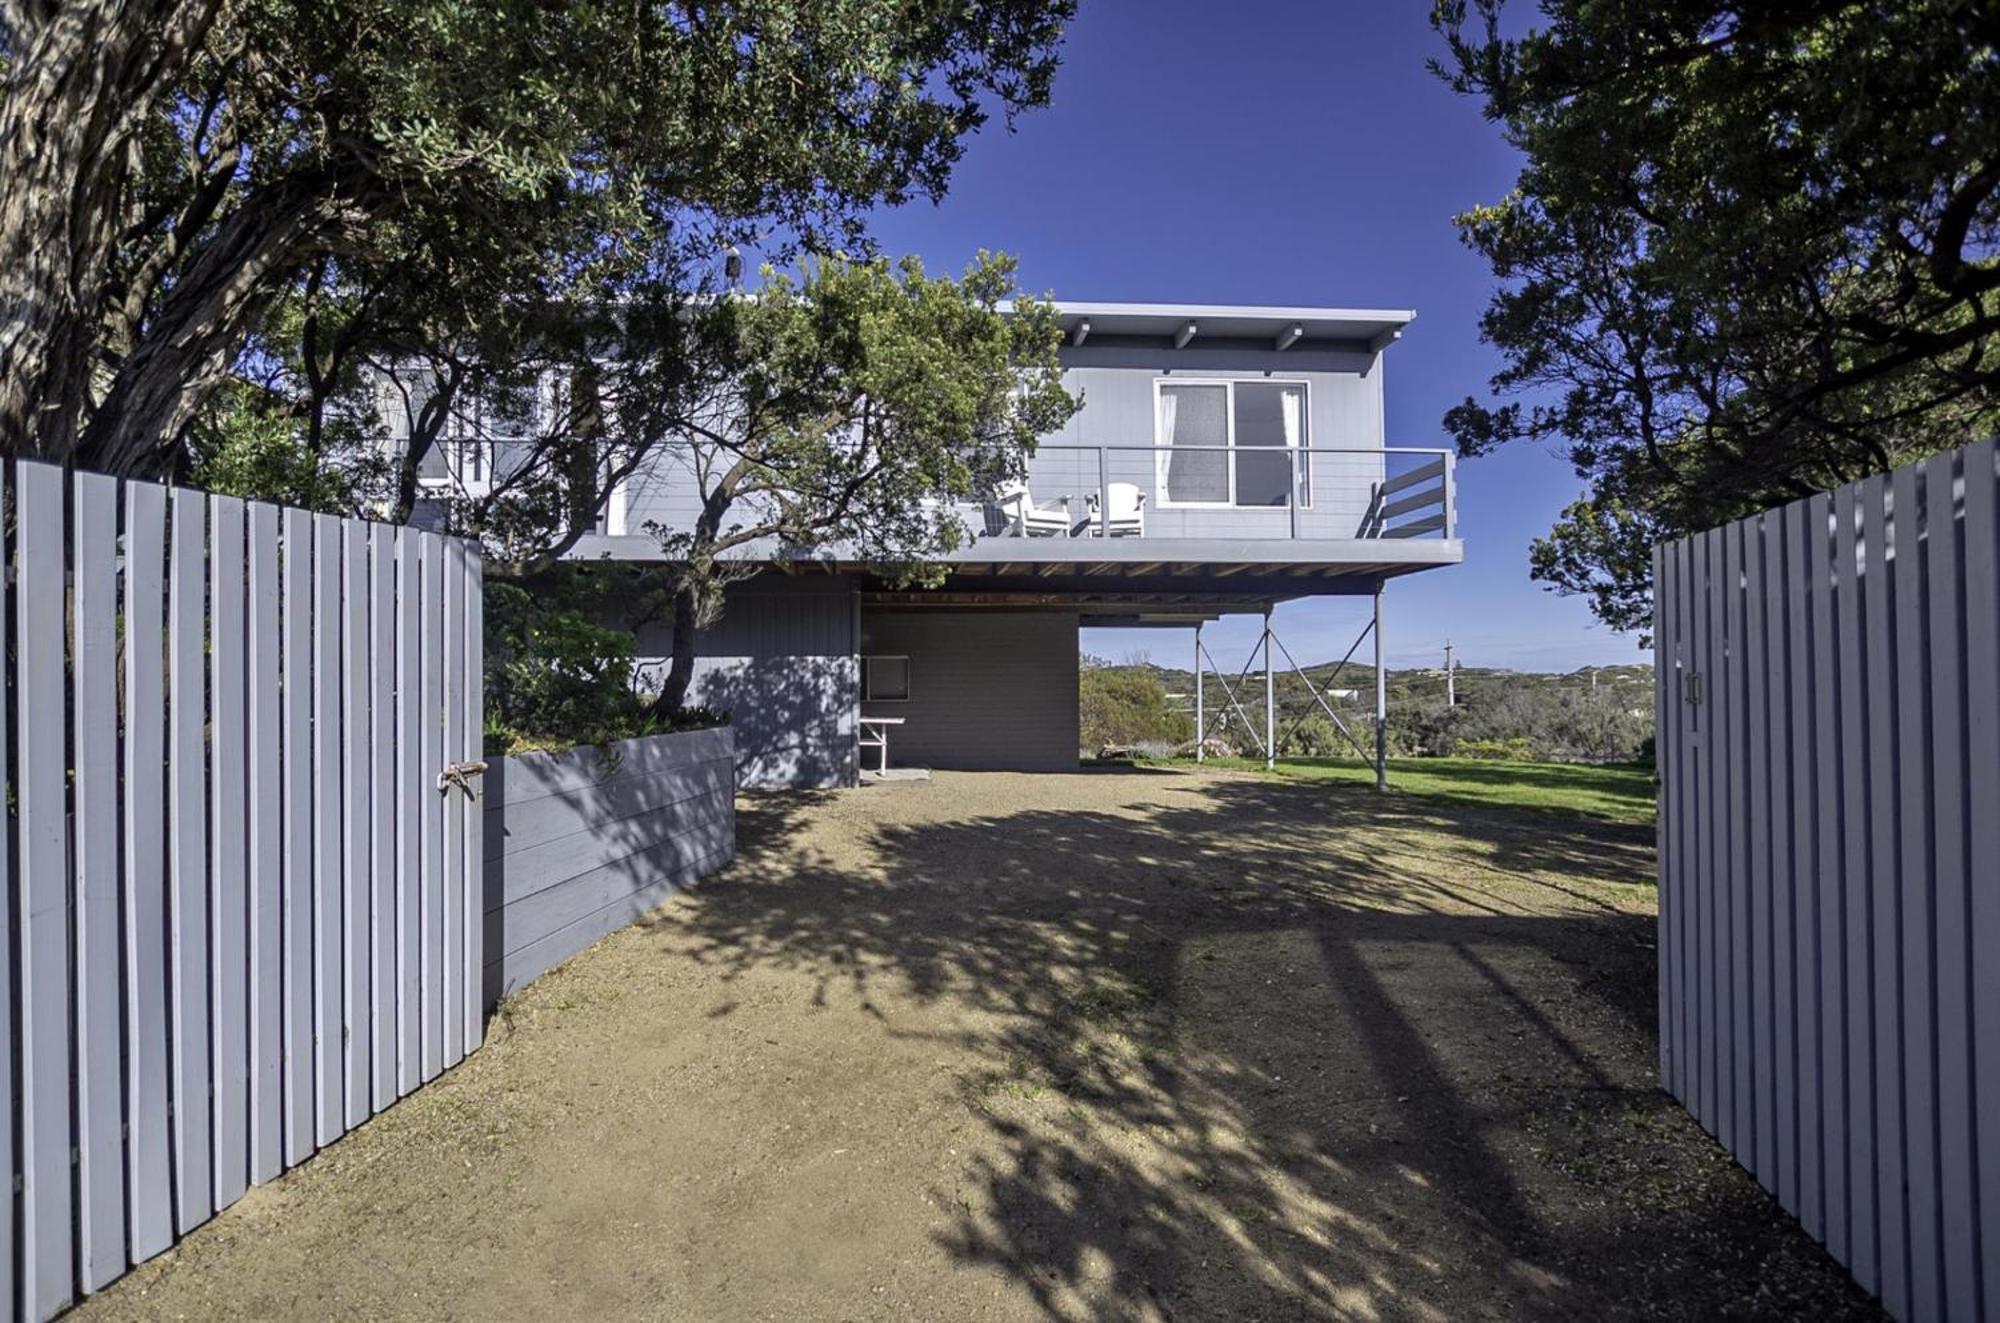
[862, 654, 912, 702]
[1151, 377, 1311, 511]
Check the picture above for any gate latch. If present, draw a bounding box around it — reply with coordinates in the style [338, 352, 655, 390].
[1682, 671, 1703, 706]
[438, 760, 489, 797]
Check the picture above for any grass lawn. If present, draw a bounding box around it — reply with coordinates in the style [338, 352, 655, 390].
[1145, 754, 1658, 827]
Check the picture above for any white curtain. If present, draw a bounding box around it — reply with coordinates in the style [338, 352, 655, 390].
[1280, 385, 1305, 505]
[1161, 385, 1227, 502]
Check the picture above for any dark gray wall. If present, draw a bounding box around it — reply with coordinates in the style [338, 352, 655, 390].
[859, 611, 1080, 772]
[633, 576, 860, 788]
[482, 726, 736, 1006]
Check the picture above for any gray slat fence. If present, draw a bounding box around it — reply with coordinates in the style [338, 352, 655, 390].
[0, 460, 485, 1320]
[1655, 438, 2000, 1323]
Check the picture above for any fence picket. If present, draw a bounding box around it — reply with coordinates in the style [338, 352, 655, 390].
[123, 482, 174, 1262]
[169, 486, 215, 1235]
[313, 513, 344, 1145]
[281, 507, 316, 1166]
[17, 461, 73, 1316]
[1960, 439, 2000, 1323]
[248, 503, 285, 1184]
[1860, 472, 1908, 1317]
[344, 519, 372, 1123]
[464, 544, 487, 1050]
[443, 538, 467, 1069]
[1924, 452, 1978, 1321]
[73, 472, 125, 1292]
[1760, 511, 1798, 1211]
[1741, 512, 1773, 1194]
[211, 496, 252, 1210]
[372, 524, 398, 1112]
[1833, 485, 1876, 1288]
[1783, 497, 1823, 1236]
[398, 530, 423, 1094]
[1891, 460, 1941, 1322]
[422, 537, 446, 1078]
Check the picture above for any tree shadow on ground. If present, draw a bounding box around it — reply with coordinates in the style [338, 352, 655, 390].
[644, 771, 1880, 1322]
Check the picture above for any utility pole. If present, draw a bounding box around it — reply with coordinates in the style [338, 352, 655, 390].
[1444, 639, 1456, 708]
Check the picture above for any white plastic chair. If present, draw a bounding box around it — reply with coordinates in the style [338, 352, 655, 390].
[993, 480, 1075, 537]
[1087, 482, 1147, 537]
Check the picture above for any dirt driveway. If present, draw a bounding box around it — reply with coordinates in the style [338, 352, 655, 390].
[77, 767, 1877, 1321]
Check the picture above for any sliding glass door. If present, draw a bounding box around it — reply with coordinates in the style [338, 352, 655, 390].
[1156, 380, 1308, 507]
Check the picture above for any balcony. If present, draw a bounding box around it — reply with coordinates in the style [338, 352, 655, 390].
[961, 444, 1457, 544]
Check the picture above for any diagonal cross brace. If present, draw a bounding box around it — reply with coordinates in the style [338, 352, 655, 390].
[1269, 626, 1374, 762]
[1196, 640, 1269, 758]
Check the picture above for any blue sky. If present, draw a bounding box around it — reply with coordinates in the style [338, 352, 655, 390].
[864, 1, 1647, 674]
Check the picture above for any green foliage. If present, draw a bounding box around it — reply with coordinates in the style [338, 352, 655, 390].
[1433, 1, 2000, 635]
[7, 0, 1077, 476]
[1456, 737, 1537, 762]
[1079, 657, 1193, 751]
[481, 572, 714, 756]
[188, 379, 355, 513]
[648, 250, 1079, 710]
[1279, 714, 1344, 759]
[1163, 754, 1656, 827]
[1087, 655, 1652, 764]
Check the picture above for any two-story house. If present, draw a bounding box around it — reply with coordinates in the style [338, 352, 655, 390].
[538, 300, 1462, 786]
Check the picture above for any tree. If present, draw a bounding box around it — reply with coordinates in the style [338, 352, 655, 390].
[1079, 656, 1194, 752]
[1, 0, 1075, 477]
[1433, 0, 2000, 634]
[642, 251, 1078, 713]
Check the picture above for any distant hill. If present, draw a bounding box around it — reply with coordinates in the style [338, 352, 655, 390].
[1081, 654, 1653, 763]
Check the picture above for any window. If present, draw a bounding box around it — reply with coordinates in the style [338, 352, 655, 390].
[1155, 380, 1308, 508]
[862, 655, 911, 701]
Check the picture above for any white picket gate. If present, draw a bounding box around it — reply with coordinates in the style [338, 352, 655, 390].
[0, 460, 485, 1320]
[1654, 438, 2000, 1322]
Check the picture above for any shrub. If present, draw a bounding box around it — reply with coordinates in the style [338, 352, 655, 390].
[1280, 713, 1345, 758]
[1457, 736, 1538, 762]
[483, 578, 724, 755]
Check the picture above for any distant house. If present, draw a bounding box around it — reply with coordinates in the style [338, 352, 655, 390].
[421, 301, 1465, 785]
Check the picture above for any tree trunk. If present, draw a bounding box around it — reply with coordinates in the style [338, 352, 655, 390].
[0, 0, 223, 461]
[653, 581, 702, 714]
[78, 172, 370, 476]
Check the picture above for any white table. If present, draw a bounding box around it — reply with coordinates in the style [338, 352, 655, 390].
[858, 716, 905, 773]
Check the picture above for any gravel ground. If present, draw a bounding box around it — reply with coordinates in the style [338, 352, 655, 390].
[74, 766, 1882, 1322]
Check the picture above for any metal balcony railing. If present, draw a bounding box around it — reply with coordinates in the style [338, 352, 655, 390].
[969, 445, 1456, 541]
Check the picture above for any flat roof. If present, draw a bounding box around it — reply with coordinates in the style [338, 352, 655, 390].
[1003, 300, 1416, 351]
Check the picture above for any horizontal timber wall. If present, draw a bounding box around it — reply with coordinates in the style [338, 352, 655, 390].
[482, 726, 737, 1005]
[1654, 438, 2000, 1322]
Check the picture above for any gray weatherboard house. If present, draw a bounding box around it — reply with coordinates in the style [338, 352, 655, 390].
[436, 301, 1463, 786]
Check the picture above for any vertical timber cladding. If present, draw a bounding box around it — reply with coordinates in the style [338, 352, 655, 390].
[1656, 438, 2000, 1323]
[0, 460, 485, 1321]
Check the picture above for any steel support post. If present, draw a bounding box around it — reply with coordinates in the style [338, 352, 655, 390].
[1263, 603, 1276, 771]
[1194, 621, 1205, 763]
[1373, 585, 1388, 791]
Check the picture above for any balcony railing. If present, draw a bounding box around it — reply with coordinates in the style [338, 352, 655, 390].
[969, 444, 1456, 542]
